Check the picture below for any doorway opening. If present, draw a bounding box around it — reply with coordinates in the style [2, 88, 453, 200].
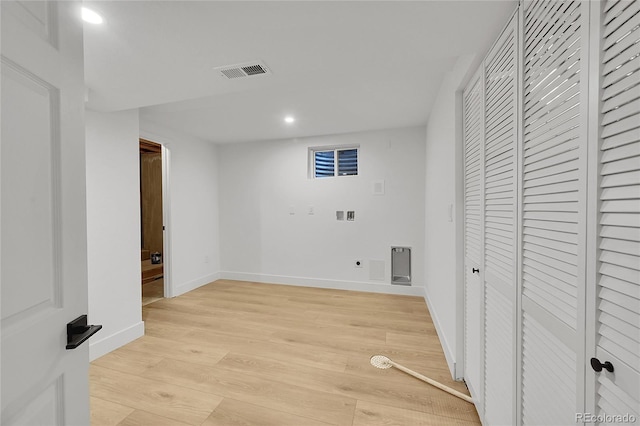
[140, 138, 164, 306]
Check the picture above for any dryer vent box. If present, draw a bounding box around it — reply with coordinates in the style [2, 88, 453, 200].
[391, 247, 411, 285]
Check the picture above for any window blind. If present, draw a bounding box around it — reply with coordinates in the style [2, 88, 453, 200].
[314, 151, 335, 178]
[338, 149, 358, 176]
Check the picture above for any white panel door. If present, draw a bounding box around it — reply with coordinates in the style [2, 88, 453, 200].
[1, 1, 91, 425]
[588, 0, 640, 422]
[482, 13, 517, 426]
[520, 1, 587, 423]
[463, 69, 485, 415]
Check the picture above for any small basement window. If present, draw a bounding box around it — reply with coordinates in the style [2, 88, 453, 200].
[311, 147, 358, 178]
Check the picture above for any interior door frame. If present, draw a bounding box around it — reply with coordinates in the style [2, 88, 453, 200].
[455, 88, 466, 382]
[139, 133, 173, 298]
[161, 143, 173, 298]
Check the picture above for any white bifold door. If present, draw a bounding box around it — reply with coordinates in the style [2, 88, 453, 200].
[520, 1, 587, 423]
[482, 15, 518, 426]
[463, 67, 485, 415]
[588, 0, 640, 421]
[463, 13, 518, 424]
[462, 0, 640, 424]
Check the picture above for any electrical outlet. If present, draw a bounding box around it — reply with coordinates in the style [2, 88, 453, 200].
[355, 260, 363, 268]
[204, 255, 210, 264]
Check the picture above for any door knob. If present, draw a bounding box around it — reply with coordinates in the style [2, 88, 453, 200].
[472, 268, 480, 274]
[590, 357, 614, 373]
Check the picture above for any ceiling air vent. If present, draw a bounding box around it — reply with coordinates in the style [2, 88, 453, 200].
[215, 61, 271, 80]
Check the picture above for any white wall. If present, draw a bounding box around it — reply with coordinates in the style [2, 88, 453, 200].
[86, 109, 144, 360]
[423, 55, 476, 376]
[218, 126, 425, 295]
[139, 119, 221, 296]
[86, 112, 221, 360]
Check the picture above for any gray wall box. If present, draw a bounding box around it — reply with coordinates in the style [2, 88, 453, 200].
[391, 246, 411, 285]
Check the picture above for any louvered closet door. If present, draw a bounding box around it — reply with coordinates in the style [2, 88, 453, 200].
[591, 0, 640, 420]
[483, 14, 517, 426]
[521, 1, 587, 423]
[463, 69, 484, 411]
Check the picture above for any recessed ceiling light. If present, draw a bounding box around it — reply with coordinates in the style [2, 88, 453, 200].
[82, 7, 103, 24]
[284, 116, 295, 124]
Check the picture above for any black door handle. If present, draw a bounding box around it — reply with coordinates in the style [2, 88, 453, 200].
[472, 268, 480, 274]
[66, 315, 102, 350]
[590, 357, 614, 373]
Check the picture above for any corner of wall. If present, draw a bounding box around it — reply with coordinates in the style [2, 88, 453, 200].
[86, 109, 143, 361]
[423, 56, 478, 382]
[173, 272, 221, 297]
[421, 286, 457, 378]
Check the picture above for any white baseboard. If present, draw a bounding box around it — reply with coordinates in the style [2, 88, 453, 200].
[89, 321, 144, 361]
[172, 272, 221, 297]
[422, 286, 456, 378]
[218, 271, 424, 296]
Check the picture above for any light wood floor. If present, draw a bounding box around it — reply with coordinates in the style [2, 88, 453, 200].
[142, 278, 164, 306]
[91, 280, 479, 426]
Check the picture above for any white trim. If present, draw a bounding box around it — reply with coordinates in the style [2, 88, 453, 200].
[574, 1, 593, 415]
[218, 271, 424, 296]
[515, 3, 525, 424]
[161, 145, 173, 298]
[584, 0, 603, 415]
[173, 272, 221, 297]
[89, 321, 144, 361]
[422, 286, 457, 378]
[454, 88, 466, 381]
[139, 129, 174, 298]
[477, 61, 487, 421]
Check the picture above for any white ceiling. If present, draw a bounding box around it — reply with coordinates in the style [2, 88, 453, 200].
[83, 1, 517, 143]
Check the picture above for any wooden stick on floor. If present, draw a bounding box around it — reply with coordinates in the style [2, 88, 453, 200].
[370, 355, 474, 404]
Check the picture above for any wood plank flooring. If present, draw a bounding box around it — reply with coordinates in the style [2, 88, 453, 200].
[142, 278, 164, 306]
[91, 280, 479, 426]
